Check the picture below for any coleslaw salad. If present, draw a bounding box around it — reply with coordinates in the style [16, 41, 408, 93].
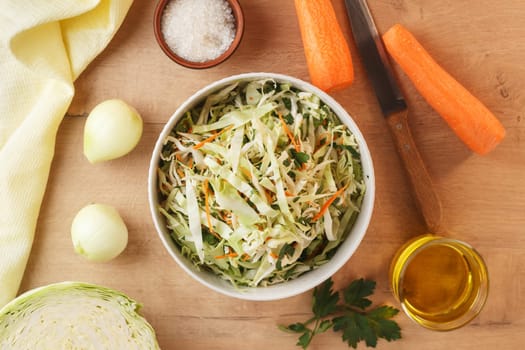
[154, 76, 368, 289]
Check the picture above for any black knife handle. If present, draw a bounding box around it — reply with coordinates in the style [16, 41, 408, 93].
[387, 109, 444, 233]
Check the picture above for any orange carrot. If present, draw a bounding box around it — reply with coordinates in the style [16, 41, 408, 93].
[279, 113, 300, 151]
[215, 252, 238, 259]
[264, 189, 274, 204]
[203, 179, 220, 239]
[382, 24, 506, 155]
[294, 0, 354, 92]
[221, 211, 232, 225]
[193, 126, 233, 150]
[240, 166, 252, 180]
[312, 186, 347, 222]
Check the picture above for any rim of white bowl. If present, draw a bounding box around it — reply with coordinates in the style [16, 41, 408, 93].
[148, 72, 375, 301]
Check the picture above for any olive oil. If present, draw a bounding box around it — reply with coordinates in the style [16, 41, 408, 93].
[390, 235, 489, 330]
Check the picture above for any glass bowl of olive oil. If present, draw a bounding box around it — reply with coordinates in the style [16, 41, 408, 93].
[390, 234, 489, 330]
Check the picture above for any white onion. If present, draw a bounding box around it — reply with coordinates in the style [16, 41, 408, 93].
[83, 99, 143, 163]
[71, 203, 128, 262]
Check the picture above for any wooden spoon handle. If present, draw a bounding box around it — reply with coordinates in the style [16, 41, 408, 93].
[386, 109, 443, 233]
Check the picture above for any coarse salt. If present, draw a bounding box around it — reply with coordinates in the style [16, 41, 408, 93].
[161, 0, 236, 63]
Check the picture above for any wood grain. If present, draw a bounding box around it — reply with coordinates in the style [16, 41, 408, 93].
[387, 109, 444, 233]
[18, 0, 525, 349]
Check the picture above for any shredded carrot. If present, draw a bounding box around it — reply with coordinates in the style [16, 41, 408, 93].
[269, 252, 279, 259]
[311, 185, 347, 222]
[294, 0, 354, 92]
[382, 24, 505, 155]
[220, 211, 232, 225]
[264, 189, 274, 204]
[193, 126, 233, 150]
[278, 113, 300, 152]
[215, 252, 238, 259]
[314, 133, 331, 152]
[187, 157, 194, 169]
[203, 179, 212, 230]
[285, 190, 295, 197]
[240, 166, 252, 180]
[241, 253, 251, 261]
[203, 180, 220, 239]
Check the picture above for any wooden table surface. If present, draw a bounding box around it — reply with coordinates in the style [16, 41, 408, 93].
[20, 1, 525, 349]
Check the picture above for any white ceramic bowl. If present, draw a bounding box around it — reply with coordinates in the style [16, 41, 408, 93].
[148, 72, 375, 300]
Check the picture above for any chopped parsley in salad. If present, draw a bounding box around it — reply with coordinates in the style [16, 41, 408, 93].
[157, 79, 366, 287]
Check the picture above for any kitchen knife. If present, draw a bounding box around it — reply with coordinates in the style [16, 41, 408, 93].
[344, 0, 443, 233]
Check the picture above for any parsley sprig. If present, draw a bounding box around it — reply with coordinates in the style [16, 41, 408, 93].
[279, 278, 401, 349]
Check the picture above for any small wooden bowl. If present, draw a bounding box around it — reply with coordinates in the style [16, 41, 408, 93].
[153, 0, 244, 69]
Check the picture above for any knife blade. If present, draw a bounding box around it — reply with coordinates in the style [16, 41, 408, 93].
[344, 0, 443, 233]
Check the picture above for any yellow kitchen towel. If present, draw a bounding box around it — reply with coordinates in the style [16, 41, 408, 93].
[0, 0, 133, 307]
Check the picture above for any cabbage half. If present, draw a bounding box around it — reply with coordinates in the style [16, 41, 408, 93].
[0, 282, 160, 349]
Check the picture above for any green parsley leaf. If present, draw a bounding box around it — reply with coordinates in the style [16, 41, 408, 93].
[343, 278, 375, 310]
[297, 216, 311, 226]
[278, 277, 401, 349]
[276, 243, 295, 270]
[368, 305, 400, 319]
[312, 278, 339, 318]
[297, 331, 313, 349]
[316, 319, 333, 334]
[333, 312, 372, 348]
[367, 306, 401, 342]
[333, 143, 361, 159]
[279, 322, 307, 333]
[203, 229, 219, 246]
[283, 112, 294, 124]
[290, 148, 309, 167]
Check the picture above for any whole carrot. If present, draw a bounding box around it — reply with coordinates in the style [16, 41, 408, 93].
[382, 24, 505, 155]
[294, 0, 354, 92]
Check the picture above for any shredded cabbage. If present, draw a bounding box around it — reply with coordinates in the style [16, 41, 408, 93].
[157, 79, 366, 287]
